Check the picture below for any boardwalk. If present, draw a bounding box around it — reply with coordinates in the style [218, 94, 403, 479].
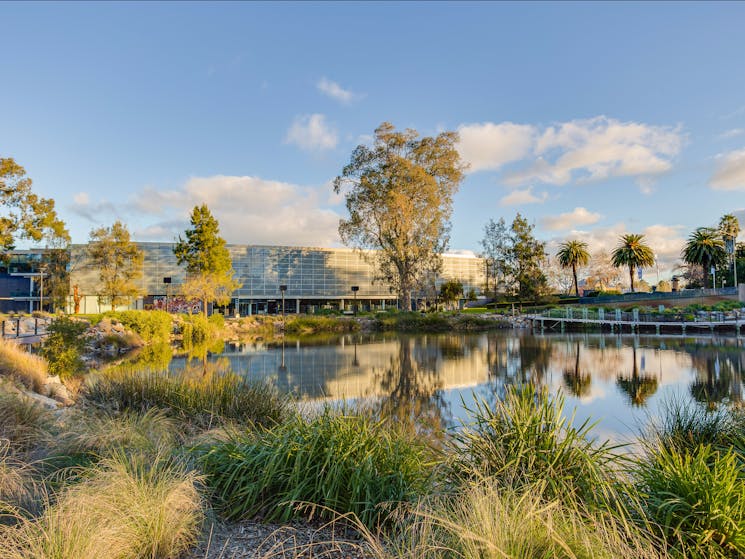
[526, 308, 745, 336]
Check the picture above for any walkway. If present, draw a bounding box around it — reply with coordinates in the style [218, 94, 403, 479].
[526, 308, 745, 335]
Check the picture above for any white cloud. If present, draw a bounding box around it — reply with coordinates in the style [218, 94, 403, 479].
[68, 191, 117, 222]
[499, 187, 548, 207]
[73, 192, 90, 205]
[456, 122, 535, 172]
[718, 128, 745, 140]
[541, 207, 602, 231]
[505, 116, 683, 186]
[127, 175, 342, 246]
[285, 114, 338, 152]
[709, 148, 745, 191]
[637, 177, 655, 195]
[316, 77, 358, 104]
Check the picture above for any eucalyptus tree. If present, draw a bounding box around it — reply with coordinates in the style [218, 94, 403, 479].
[0, 157, 69, 253]
[333, 122, 466, 311]
[682, 227, 727, 289]
[611, 234, 655, 293]
[88, 221, 143, 311]
[556, 240, 590, 297]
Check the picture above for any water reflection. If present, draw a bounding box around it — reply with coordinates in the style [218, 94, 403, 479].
[166, 331, 745, 441]
[616, 345, 659, 407]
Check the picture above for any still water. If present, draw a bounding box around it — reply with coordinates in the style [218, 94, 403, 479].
[170, 332, 745, 444]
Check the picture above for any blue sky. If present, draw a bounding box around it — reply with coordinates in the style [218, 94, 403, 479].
[2, 2, 745, 275]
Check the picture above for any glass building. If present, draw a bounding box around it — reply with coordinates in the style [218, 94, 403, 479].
[69, 243, 486, 314]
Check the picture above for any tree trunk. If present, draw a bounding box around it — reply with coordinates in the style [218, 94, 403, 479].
[629, 266, 635, 292]
[572, 264, 579, 297]
[401, 285, 412, 311]
[203, 297, 208, 317]
[703, 257, 710, 289]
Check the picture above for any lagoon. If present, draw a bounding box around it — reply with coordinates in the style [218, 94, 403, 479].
[170, 331, 745, 444]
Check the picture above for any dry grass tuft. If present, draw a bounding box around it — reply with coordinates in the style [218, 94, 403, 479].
[0, 451, 204, 559]
[0, 339, 48, 392]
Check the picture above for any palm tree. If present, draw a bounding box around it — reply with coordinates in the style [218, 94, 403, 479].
[719, 214, 740, 286]
[557, 240, 590, 296]
[611, 234, 655, 292]
[682, 227, 726, 289]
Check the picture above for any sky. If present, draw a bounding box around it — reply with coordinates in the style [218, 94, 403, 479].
[2, 1, 745, 278]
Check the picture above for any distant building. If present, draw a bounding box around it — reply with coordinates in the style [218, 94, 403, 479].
[0, 250, 48, 313]
[67, 243, 485, 315]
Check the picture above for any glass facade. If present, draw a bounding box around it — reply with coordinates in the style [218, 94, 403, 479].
[69, 242, 485, 311]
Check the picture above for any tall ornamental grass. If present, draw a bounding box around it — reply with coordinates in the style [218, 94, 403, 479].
[372, 481, 666, 559]
[0, 384, 51, 453]
[85, 367, 288, 430]
[0, 452, 204, 559]
[635, 443, 745, 559]
[451, 385, 622, 509]
[195, 410, 438, 529]
[0, 339, 47, 392]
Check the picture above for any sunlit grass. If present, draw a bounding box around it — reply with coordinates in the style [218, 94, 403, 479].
[85, 366, 289, 430]
[0, 452, 204, 559]
[0, 339, 47, 392]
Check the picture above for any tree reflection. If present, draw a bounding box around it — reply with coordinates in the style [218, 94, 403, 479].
[563, 341, 591, 398]
[689, 351, 741, 409]
[371, 336, 449, 445]
[616, 345, 658, 407]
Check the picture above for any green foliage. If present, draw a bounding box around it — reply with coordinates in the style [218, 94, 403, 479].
[179, 313, 221, 348]
[636, 444, 745, 558]
[451, 385, 621, 509]
[103, 310, 172, 343]
[333, 122, 466, 311]
[439, 279, 463, 309]
[557, 239, 591, 296]
[510, 213, 548, 300]
[87, 221, 144, 311]
[0, 158, 69, 253]
[612, 233, 655, 292]
[682, 227, 727, 289]
[40, 317, 88, 380]
[481, 217, 511, 296]
[195, 410, 437, 528]
[174, 204, 240, 315]
[84, 368, 288, 430]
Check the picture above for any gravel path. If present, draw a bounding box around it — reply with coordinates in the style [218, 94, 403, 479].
[191, 520, 377, 559]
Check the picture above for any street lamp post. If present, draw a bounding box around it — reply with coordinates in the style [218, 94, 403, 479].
[279, 285, 287, 318]
[351, 286, 359, 315]
[163, 277, 171, 312]
[39, 265, 46, 313]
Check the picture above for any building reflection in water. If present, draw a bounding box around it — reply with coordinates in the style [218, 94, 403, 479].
[166, 332, 745, 439]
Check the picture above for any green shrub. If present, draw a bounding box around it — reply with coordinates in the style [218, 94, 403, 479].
[636, 444, 745, 558]
[103, 310, 172, 344]
[196, 410, 438, 528]
[179, 313, 219, 348]
[40, 317, 88, 380]
[451, 385, 621, 509]
[84, 368, 288, 430]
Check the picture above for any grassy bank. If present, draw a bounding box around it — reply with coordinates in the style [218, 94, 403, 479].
[2, 345, 745, 558]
